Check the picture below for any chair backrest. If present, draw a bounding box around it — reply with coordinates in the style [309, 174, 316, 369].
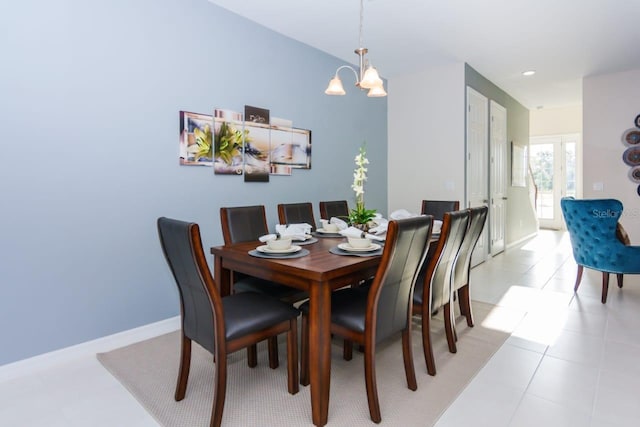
[220, 205, 269, 244]
[421, 200, 460, 221]
[367, 215, 433, 342]
[319, 200, 349, 220]
[560, 197, 636, 273]
[277, 202, 317, 231]
[157, 217, 221, 354]
[424, 210, 469, 311]
[453, 206, 489, 290]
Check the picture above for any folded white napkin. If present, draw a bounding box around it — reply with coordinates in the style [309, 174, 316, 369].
[339, 226, 386, 241]
[259, 234, 278, 243]
[433, 220, 443, 234]
[275, 223, 312, 240]
[368, 216, 388, 235]
[329, 217, 348, 230]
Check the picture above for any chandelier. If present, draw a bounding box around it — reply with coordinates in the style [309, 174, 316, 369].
[324, 0, 387, 97]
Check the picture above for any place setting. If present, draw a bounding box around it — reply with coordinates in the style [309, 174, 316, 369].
[330, 235, 383, 257]
[250, 235, 310, 259]
[275, 222, 318, 245]
[314, 219, 344, 237]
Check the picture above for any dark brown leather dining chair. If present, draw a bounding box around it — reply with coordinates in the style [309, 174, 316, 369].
[220, 205, 306, 302]
[319, 200, 349, 220]
[277, 202, 317, 231]
[299, 216, 434, 423]
[220, 205, 308, 368]
[157, 217, 300, 427]
[452, 206, 488, 328]
[412, 209, 469, 375]
[421, 200, 460, 221]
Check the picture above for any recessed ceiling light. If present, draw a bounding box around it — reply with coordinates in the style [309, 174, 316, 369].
[522, 70, 536, 76]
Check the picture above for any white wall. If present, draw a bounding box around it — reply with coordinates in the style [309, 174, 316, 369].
[530, 105, 582, 136]
[583, 68, 640, 243]
[387, 62, 466, 214]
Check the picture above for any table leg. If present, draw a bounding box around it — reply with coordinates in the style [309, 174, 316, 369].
[309, 282, 331, 426]
[213, 255, 231, 297]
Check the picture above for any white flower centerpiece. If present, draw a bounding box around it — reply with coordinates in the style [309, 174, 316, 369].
[348, 144, 377, 232]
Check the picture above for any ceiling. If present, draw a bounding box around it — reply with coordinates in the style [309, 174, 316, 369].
[207, 0, 640, 110]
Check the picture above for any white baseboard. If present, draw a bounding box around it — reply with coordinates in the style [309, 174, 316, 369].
[0, 316, 180, 382]
[506, 231, 538, 250]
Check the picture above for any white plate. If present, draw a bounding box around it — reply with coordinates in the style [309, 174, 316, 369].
[317, 228, 341, 234]
[256, 245, 302, 254]
[338, 242, 381, 252]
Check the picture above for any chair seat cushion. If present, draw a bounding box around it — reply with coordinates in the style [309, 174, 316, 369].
[222, 292, 300, 341]
[300, 286, 370, 333]
[234, 275, 305, 300]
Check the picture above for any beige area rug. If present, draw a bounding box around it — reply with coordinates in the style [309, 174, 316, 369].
[97, 301, 523, 427]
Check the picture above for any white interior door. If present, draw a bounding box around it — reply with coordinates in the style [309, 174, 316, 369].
[466, 87, 488, 265]
[489, 100, 507, 255]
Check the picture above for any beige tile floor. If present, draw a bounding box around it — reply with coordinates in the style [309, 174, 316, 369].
[1, 230, 639, 426]
[435, 230, 640, 427]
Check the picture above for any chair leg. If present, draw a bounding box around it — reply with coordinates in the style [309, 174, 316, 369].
[247, 345, 257, 368]
[211, 351, 227, 427]
[300, 313, 309, 386]
[601, 272, 610, 304]
[458, 285, 474, 327]
[401, 328, 417, 391]
[363, 340, 381, 423]
[617, 273, 624, 289]
[343, 339, 353, 361]
[444, 303, 457, 354]
[457, 288, 465, 315]
[421, 311, 436, 376]
[286, 319, 299, 395]
[175, 334, 192, 401]
[574, 265, 584, 292]
[268, 337, 279, 369]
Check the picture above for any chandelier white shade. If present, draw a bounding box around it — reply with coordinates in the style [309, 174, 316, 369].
[324, 0, 386, 98]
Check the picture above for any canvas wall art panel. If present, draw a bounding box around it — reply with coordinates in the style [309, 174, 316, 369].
[243, 105, 270, 182]
[213, 109, 244, 175]
[179, 111, 213, 166]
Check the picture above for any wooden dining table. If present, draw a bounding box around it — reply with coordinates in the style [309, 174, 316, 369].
[210, 236, 382, 427]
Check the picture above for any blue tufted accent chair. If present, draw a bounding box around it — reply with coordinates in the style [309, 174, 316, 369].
[560, 197, 640, 303]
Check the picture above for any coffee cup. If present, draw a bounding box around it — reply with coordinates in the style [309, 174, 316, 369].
[267, 236, 293, 250]
[323, 223, 339, 232]
[348, 236, 372, 248]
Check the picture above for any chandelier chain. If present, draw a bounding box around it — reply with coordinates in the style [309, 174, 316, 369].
[359, 0, 364, 48]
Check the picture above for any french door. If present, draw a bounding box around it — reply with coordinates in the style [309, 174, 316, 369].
[529, 134, 579, 229]
[489, 100, 507, 255]
[466, 87, 489, 265]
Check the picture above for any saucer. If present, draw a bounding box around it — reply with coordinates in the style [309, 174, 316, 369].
[256, 245, 302, 254]
[338, 242, 381, 252]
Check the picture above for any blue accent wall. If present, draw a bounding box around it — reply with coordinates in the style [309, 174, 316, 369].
[0, 0, 387, 365]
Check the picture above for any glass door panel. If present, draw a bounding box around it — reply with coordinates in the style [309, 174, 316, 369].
[565, 142, 576, 198]
[530, 143, 555, 221]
